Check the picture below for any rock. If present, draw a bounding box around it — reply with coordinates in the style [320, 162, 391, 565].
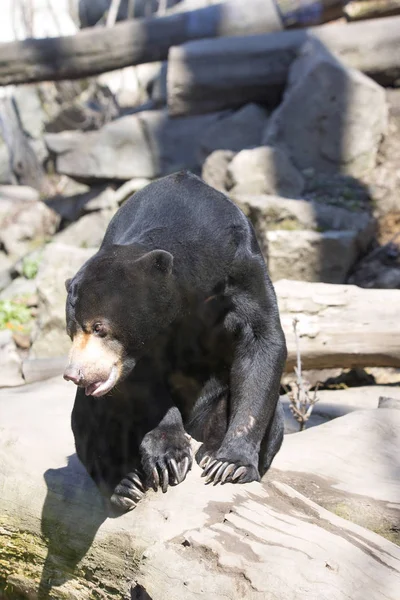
[273, 408, 400, 542]
[29, 244, 95, 359]
[266, 230, 360, 283]
[0, 200, 60, 259]
[45, 109, 224, 181]
[379, 396, 400, 410]
[263, 40, 388, 177]
[201, 149, 235, 192]
[199, 104, 268, 160]
[45, 115, 154, 180]
[0, 252, 13, 292]
[45, 185, 113, 222]
[0, 378, 400, 599]
[228, 146, 304, 198]
[233, 194, 374, 251]
[53, 210, 115, 248]
[0, 96, 45, 189]
[138, 109, 224, 176]
[0, 329, 24, 387]
[348, 242, 400, 289]
[13, 84, 47, 140]
[82, 187, 118, 213]
[0, 277, 38, 301]
[0, 184, 40, 204]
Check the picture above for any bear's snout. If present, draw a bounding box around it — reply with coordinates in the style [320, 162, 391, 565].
[63, 364, 83, 386]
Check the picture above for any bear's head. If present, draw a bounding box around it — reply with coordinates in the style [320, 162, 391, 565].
[63, 245, 178, 397]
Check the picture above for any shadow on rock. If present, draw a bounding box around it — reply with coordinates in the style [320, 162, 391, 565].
[38, 454, 108, 599]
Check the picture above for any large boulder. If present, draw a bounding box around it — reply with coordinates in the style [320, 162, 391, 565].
[0, 330, 24, 387]
[53, 209, 115, 248]
[0, 200, 60, 260]
[232, 194, 374, 283]
[228, 145, 304, 198]
[0, 378, 399, 600]
[263, 41, 388, 177]
[45, 110, 224, 181]
[45, 115, 154, 180]
[29, 244, 95, 359]
[199, 103, 268, 160]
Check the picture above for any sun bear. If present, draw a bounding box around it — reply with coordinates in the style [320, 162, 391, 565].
[64, 171, 287, 513]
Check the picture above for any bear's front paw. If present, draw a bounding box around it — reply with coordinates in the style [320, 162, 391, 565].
[197, 449, 260, 485]
[140, 429, 193, 493]
[110, 471, 146, 514]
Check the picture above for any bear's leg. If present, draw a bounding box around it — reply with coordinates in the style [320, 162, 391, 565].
[200, 269, 286, 485]
[186, 378, 229, 469]
[258, 400, 285, 476]
[139, 406, 193, 493]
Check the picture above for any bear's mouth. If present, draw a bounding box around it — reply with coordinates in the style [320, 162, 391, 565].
[85, 366, 118, 397]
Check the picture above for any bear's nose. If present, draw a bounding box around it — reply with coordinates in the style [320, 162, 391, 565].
[63, 365, 83, 385]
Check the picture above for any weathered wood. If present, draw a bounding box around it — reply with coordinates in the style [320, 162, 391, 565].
[278, 280, 400, 371]
[344, 0, 400, 21]
[1, 378, 399, 599]
[0, 0, 282, 86]
[167, 15, 400, 115]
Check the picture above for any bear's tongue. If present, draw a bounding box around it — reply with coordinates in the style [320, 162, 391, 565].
[85, 382, 101, 396]
[85, 366, 118, 397]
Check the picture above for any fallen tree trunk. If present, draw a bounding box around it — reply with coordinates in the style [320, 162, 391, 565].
[0, 0, 282, 86]
[1, 378, 399, 599]
[277, 279, 400, 371]
[167, 15, 400, 115]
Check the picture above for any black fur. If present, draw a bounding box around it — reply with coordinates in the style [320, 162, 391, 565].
[68, 171, 287, 512]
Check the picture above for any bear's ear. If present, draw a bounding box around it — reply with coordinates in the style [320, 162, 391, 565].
[138, 250, 174, 276]
[65, 278, 72, 292]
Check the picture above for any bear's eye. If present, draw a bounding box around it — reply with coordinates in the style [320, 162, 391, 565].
[93, 322, 107, 336]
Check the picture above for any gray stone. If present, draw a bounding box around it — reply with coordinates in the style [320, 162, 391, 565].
[379, 396, 400, 410]
[138, 109, 223, 176]
[266, 230, 359, 283]
[0, 200, 60, 259]
[0, 329, 24, 388]
[199, 103, 268, 160]
[228, 145, 304, 198]
[45, 110, 223, 180]
[13, 85, 47, 140]
[0, 96, 45, 189]
[263, 40, 388, 177]
[45, 115, 154, 180]
[0, 253, 12, 292]
[201, 149, 235, 192]
[53, 210, 115, 248]
[233, 194, 375, 253]
[0, 277, 38, 301]
[29, 244, 95, 358]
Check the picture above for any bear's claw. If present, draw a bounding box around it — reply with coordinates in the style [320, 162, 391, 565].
[200, 456, 256, 485]
[110, 471, 146, 513]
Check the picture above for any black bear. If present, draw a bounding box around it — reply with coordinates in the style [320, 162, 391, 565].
[64, 171, 287, 513]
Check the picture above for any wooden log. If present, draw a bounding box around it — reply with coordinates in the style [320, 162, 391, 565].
[344, 0, 400, 21]
[167, 15, 400, 115]
[0, 0, 282, 86]
[277, 280, 400, 371]
[1, 378, 400, 599]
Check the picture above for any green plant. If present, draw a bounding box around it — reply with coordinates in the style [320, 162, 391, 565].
[0, 300, 32, 332]
[21, 256, 40, 280]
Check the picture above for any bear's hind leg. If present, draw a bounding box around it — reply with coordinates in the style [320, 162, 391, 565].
[258, 400, 285, 477]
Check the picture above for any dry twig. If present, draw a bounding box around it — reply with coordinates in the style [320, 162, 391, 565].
[287, 318, 320, 431]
